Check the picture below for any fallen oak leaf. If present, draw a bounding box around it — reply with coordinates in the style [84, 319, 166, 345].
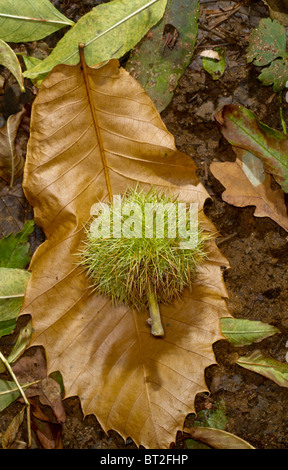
[215, 104, 288, 193]
[12, 348, 66, 423]
[210, 147, 288, 232]
[21, 58, 231, 449]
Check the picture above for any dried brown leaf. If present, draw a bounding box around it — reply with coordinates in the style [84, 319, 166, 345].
[21, 59, 230, 448]
[0, 108, 25, 187]
[12, 347, 65, 422]
[1, 406, 25, 449]
[210, 147, 288, 232]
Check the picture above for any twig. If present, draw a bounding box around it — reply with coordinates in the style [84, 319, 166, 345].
[207, 3, 243, 30]
[217, 232, 237, 245]
[0, 380, 40, 396]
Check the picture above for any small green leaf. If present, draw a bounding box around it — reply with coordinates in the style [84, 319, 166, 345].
[258, 58, 288, 92]
[0, 379, 35, 411]
[221, 318, 280, 347]
[237, 350, 288, 388]
[0, 40, 24, 91]
[0, 268, 31, 339]
[0, 0, 74, 43]
[201, 47, 226, 80]
[0, 220, 34, 269]
[194, 399, 227, 430]
[0, 379, 21, 411]
[23, 0, 167, 80]
[247, 18, 287, 66]
[0, 298, 23, 334]
[0, 318, 18, 338]
[247, 18, 288, 91]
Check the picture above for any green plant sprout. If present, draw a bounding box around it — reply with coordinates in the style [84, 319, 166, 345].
[80, 187, 209, 336]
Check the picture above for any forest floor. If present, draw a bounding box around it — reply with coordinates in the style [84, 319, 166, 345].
[1, 0, 288, 449]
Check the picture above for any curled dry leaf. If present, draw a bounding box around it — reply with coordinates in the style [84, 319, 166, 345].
[0, 108, 26, 187]
[22, 59, 230, 449]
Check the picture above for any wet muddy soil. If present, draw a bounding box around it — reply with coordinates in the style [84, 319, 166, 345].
[1, 0, 288, 449]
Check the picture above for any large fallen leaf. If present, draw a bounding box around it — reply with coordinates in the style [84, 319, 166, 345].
[215, 104, 288, 193]
[21, 59, 230, 449]
[23, 0, 167, 81]
[0, 0, 74, 43]
[210, 147, 288, 231]
[126, 0, 199, 112]
[0, 108, 26, 187]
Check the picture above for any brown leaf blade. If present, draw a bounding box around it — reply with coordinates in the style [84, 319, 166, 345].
[210, 148, 288, 232]
[22, 60, 230, 448]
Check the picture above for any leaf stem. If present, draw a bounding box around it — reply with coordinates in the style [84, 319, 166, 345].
[78, 43, 113, 202]
[146, 285, 164, 337]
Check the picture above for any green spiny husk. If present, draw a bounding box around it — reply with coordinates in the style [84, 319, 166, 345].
[80, 187, 210, 316]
